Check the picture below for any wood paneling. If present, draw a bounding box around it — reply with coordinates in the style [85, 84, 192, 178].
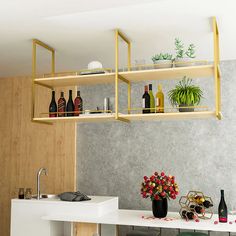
[0, 76, 76, 236]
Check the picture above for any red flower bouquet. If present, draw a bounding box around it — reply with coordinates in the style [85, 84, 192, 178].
[141, 171, 179, 201]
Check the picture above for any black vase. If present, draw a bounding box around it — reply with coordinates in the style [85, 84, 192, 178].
[152, 198, 168, 218]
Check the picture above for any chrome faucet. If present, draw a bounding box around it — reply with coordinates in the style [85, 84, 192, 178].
[37, 167, 47, 200]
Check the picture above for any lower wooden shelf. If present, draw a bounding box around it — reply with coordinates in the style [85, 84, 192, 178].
[33, 111, 217, 123]
[120, 111, 217, 121]
[33, 114, 116, 123]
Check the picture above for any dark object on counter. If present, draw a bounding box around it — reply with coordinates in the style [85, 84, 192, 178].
[218, 189, 228, 223]
[18, 188, 24, 199]
[58, 191, 91, 202]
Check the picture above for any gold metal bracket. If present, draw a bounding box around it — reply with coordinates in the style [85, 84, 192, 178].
[32, 39, 55, 125]
[212, 17, 221, 120]
[115, 29, 132, 120]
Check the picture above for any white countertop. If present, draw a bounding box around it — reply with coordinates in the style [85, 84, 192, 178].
[12, 196, 118, 205]
[42, 209, 236, 233]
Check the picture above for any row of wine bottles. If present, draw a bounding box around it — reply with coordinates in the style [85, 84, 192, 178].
[142, 84, 164, 114]
[49, 90, 83, 117]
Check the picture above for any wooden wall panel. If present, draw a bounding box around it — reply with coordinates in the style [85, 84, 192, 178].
[0, 76, 76, 236]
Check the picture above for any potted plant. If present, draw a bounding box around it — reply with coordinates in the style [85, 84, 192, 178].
[168, 77, 203, 112]
[141, 171, 179, 218]
[174, 38, 196, 67]
[152, 53, 173, 69]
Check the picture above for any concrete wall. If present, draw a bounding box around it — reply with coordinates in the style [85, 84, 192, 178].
[77, 60, 236, 236]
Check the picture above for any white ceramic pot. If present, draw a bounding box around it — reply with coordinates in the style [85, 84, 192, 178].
[88, 61, 103, 70]
[153, 60, 173, 69]
[174, 58, 195, 67]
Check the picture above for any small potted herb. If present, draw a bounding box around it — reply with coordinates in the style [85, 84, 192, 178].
[152, 53, 173, 69]
[175, 38, 196, 67]
[168, 77, 203, 112]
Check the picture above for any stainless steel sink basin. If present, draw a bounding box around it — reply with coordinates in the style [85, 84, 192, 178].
[32, 194, 59, 199]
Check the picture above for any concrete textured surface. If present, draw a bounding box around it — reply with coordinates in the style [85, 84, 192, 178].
[77, 60, 236, 236]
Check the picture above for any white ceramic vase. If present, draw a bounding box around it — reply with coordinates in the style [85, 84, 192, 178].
[174, 58, 195, 67]
[153, 60, 173, 69]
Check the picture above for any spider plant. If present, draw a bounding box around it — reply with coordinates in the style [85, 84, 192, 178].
[168, 77, 203, 111]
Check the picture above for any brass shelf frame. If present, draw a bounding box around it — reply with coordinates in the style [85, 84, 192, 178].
[32, 39, 55, 125]
[31, 17, 221, 123]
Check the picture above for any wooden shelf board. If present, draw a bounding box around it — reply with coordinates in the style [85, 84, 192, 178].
[34, 65, 213, 88]
[33, 111, 217, 123]
[119, 65, 214, 82]
[120, 111, 216, 121]
[33, 114, 116, 123]
[34, 73, 115, 87]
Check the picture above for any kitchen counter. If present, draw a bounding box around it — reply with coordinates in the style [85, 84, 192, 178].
[11, 196, 118, 236]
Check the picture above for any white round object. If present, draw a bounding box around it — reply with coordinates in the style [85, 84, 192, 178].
[88, 61, 103, 70]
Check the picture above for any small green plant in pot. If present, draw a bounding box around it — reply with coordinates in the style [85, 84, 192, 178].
[175, 38, 196, 67]
[152, 53, 173, 69]
[168, 77, 203, 112]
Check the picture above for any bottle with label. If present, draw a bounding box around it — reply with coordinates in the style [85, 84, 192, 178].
[148, 84, 155, 113]
[66, 90, 75, 117]
[58, 92, 66, 117]
[49, 90, 57, 117]
[156, 84, 164, 113]
[142, 85, 150, 114]
[218, 189, 228, 223]
[74, 91, 83, 116]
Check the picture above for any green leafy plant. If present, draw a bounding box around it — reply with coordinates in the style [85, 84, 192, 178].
[185, 44, 196, 58]
[175, 38, 196, 59]
[168, 77, 203, 106]
[175, 38, 185, 59]
[152, 53, 173, 62]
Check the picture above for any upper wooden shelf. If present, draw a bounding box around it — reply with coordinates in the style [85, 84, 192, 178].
[34, 73, 115, 88]
[119, 65, 214, 82]
[34, 65, 214, 88]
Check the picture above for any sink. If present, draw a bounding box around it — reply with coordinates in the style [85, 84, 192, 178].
[32, 194, 59, 199]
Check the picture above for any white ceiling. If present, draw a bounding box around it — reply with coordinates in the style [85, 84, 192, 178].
[0, 0, 235, 77]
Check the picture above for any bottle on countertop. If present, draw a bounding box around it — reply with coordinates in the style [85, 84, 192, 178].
[218, 189, 228, 223]
[148, 84, 155, 113]
[156, 84, 164, 113]
[66, 90, 75, 117]
[74, 91, 83, 116]
[181, 209, 195, 220]
[58, 91, 66, 117]
[49, 90, 57, 117]
[142, 85, 150, 114]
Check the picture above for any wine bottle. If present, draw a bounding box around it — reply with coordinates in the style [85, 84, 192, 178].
[66, 90, 75, 117]
[203, 200, 213, 208]
[181, 210, 195, 220]
[195, 205, 204, 214]
[74, 91, 83, 116]
[148, 84, 155, 113]
[58, 91, 66, 117]
[186, 211, 195, 220]
[181, 210, 187, 219]
[142, 85, 150, 114]
[218, 190, 228, 223]
[156, 84, 164, 113]
[49, 90, 57, 117]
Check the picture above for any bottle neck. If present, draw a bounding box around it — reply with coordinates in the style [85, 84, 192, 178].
[60, 92, 64, 98]
[144, 86, 148, 93]
[52, 91, 55, 100]
[221, 190, 225, 198]
[77, 91, 80, 97]
[69, 90, 72, 99]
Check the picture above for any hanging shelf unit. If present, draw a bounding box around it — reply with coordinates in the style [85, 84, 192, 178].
[32, 17, 221, 124]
